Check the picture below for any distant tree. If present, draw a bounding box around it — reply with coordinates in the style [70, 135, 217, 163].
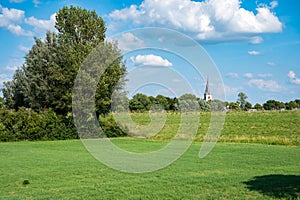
[209, 99, 225, 111]
[198, 99, 211, 111]
[285, 101, 297, 110]
[237, 92, 248, 110]
[253, 103, 263, 110]
[229, 102, 241, 111]
[263, 100, 276, 110]
[154, 95, 169, 110]
[129, 93, 151, 111]
[178, 94, 199, 111]
[166, 97, 178, 111]
[245, 102, 252, 110]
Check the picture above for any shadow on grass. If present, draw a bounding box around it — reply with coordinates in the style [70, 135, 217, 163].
[243, 174, 300, 199]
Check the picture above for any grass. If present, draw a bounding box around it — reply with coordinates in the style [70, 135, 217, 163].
[0, 139, 300, 199]
[124, 110, 300, 145]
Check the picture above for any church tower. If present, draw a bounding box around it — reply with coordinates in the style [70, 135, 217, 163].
[204, 77, 212, 101]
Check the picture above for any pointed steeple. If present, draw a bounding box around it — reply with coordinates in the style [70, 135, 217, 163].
[205, 77, 210, 95]
[204, 77, 212, 101]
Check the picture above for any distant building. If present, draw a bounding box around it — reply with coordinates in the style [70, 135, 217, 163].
[204, 77, 212, 101]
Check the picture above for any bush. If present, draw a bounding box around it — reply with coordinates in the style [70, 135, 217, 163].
[0, 108, 77, 142]
[99, 114, 128, 137]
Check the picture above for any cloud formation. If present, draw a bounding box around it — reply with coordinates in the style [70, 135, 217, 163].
[25, 13, 56, 32]
[130, 54, 173, 67]
[248, 79, 281, 92]
[109, 0, 282, 42]
[0, 5, 56, 36]
[113, 32, 146, 51]
[243, 73, 253, 79]
[248, 50, 261, 55]
[288, 71, 300, 84]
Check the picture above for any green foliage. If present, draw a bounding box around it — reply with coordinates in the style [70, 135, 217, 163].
[253, 103, 263, 110]
[99, 114, 128, 137]
[0, 108, 76, 142]
[263, 100, 286, 110]
[2, 6, 125, 116]
[237, 92, 248, 110]
[229, 102, 241, 111]
[129, 93, 151, 111]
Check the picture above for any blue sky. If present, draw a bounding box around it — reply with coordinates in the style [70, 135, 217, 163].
[0, 0, 299, 104]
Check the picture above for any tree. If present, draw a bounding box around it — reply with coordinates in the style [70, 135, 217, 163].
[253, 103, 263, 110]
[129, 93, 151, 111]
[154, 95, 169, 110]
[237, 92, 248, 110]
[245, 102, 252, 110]
[229, 102, 240, 111]
[2, 6, 126, 116]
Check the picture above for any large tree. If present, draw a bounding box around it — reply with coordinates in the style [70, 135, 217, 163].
[2, 6, 126, 116]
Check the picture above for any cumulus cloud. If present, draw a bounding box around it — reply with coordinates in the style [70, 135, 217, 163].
[5, 66, 18, 71]
[226, 72, 239, 78]
[130, 54, 173, 67]
[7, 24, 32, 36]
[0, 6, 29, 35]
[288, 71, 300, 84]
[250, 36, 263, 44]
[248, 50, 261, 55]
[25, 13, 56, 32]
[248, 79, 281, 92]
[112, 32, 146, 51]
[18, 45, 30, 52]
[109, 0, 282, 42]
[243, 73, 253, 79]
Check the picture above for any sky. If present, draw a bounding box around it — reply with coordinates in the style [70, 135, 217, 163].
[0, 0, 299, 104]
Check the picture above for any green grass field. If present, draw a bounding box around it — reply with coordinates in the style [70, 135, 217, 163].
[129, 110, 300, 145]
[1, 111, 300, 199]
[1, 139, 299, 199]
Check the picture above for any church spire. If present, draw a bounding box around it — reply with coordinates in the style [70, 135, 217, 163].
[204, 77, 212, 101]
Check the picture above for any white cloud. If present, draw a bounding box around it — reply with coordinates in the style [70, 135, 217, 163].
[248, 50, 261, 55]
[267, 62, 276, 66]
[7, 24, 32, 36]
[109, 0, 282, 42]
[250, 36, 263, 44]
[5, 66, 18, 71]
[226, 72, 239, 78]
[113, 32, 146, 51]
[0, 6, 24, 26]
[248, 79, 281, 92]
[258, 73, 272, 78]
[288, 70, 300, 85]
[0, 6, 34, 36]
[130, 54, 173, 67]
[270, 1, 278, 9]
[18, 45, 30, 53]
[25, 13, 56, 32]
[243, 73, 253, 79]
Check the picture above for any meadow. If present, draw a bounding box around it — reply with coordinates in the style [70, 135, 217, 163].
[1, 110, 300, 199]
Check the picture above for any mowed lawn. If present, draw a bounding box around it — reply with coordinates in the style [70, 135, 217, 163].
[0, 139, 299, 199]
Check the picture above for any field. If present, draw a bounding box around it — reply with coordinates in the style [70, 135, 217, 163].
[1, 111, 300, 199]
[130, 110, 300, 145]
